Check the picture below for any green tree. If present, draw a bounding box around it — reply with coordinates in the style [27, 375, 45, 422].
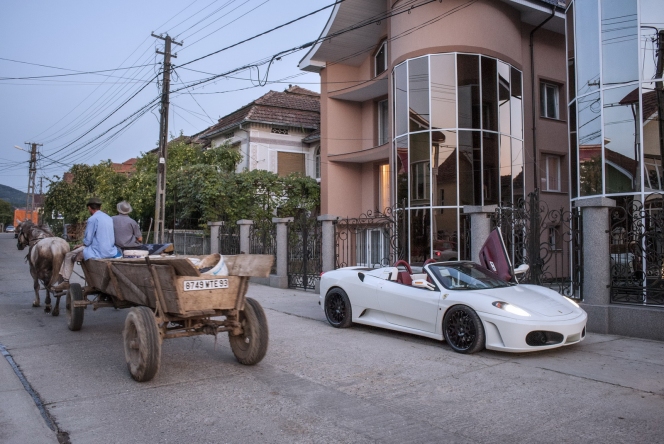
[0, 199, 12, 226]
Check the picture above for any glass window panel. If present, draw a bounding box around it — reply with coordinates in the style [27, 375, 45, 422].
[498, 62, 510, 135]
[378, 164, 390, 212]
[578, 92, 603, 195]
[567, 2, 576, 102]
[395, 136, 408, 208]
[569, 102, 579, 197]
[511, 68, 523, 138]
[409, 132, 431, 207]
[576, 0, 600, 96]
[500, 135, 512, 204]
[546, 156, 561, 191]
[395, 63, 408, 136]
[483, 132, 499, 205]
[375, 41, 387, 76]
[409, 57, 430, 131]
[410, 208, 431, 264]
[640, 0, 664, 83]
[512, 138, 524, 202]
[458, 54, 481, 129]
[432, 208, 459, 261]
[378, 99, 389, 145]
[603, 85, 639, 193]
[481, 57, 498, 131]
[458, 131, 482, 205]
[601, 0, 638, 86]
[430, 54, 457, 130]
[642, 84, 664, 190]
[432, 130, 457, 207]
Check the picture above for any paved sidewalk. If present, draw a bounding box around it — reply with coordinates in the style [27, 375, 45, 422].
[0, 347, 58, 444]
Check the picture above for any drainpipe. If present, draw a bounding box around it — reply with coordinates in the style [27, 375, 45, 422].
[529, 6, 556, 191]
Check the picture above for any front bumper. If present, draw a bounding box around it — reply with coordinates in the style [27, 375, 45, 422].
[478, 311, 587, 352]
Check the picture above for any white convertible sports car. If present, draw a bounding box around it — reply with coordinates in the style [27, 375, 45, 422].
[319, 230, 587, 354]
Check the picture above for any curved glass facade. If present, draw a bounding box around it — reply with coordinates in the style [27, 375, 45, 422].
[393, 53, 524, 263]
[568, 0, 664, 200]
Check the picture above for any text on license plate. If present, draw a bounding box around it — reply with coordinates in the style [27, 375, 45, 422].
[183, 278, 229, 291]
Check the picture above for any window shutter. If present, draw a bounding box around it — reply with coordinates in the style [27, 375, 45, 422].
[277, 152, 305, 177]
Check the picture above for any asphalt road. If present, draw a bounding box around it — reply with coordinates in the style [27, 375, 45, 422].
[1, 232, 664, 443]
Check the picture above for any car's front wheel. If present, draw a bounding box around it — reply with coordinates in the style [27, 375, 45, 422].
[443, 305, 485, 354]
[324, 288, 352, 328]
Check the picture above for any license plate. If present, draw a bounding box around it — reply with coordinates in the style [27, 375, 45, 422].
[183, 278, 229, 291]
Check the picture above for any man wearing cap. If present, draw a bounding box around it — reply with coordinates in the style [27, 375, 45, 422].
[52, 197, 119, 291]
[112, 201, 142, 249]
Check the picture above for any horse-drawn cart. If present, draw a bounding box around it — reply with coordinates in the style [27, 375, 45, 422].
[66, 254, 273, 382]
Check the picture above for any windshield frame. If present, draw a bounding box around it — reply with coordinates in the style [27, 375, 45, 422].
[427, 262, 513, 291]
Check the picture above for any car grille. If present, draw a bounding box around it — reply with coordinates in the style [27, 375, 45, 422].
[525, 331, 564, 346]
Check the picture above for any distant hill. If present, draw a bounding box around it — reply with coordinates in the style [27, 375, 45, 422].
[0, 184, 27, 208]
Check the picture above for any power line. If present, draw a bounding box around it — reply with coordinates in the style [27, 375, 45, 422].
[0, 63, 158, 81]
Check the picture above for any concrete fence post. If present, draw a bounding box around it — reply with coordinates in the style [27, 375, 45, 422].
[237, 220, 253, 254]
[317, 214, 338, 272]
[270, 217, 293, 289]
[463, 205, 497, 262]
[574, 197, 615, 334]
[207, 221, 223, 254]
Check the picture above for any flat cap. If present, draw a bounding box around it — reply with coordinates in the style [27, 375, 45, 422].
[87, 196, 102, 206]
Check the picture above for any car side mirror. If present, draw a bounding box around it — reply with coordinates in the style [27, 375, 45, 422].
[514, 264, 529, 276]
[412, 279, 436, 291]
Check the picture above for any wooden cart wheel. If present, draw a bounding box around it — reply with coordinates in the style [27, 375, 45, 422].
[66, 283, 85, 331]
[229, 297, 269, 365]
[123, 306, 161, 382]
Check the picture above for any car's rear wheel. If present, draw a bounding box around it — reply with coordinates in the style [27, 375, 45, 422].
[443, 305, 485, 354]
[324, 288, 352, 328]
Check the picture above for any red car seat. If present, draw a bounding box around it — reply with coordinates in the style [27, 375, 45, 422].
[394, 260, 413, 285]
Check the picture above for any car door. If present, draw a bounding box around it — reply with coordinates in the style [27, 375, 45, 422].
[377, 279, 441, 332]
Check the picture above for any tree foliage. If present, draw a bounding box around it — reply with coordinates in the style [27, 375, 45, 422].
[43, 138, 320, 232]
[0, 199, 12, 226]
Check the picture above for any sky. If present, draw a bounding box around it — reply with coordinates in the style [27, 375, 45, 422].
[0, 0, 332, 193]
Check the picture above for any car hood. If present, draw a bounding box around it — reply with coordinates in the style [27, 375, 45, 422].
[470, 285, 576, 317]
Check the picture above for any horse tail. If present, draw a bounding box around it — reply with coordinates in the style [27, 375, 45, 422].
[47, 241, 67, 287]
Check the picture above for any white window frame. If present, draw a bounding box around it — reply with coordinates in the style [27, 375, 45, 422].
[315, 146, 321, 180]
[540, 82, 560, 119]
[374, 41, 387, 77]
[356, 228, 390, 267]
[545, 155, 561, 192]
[377, 99, 389, 145]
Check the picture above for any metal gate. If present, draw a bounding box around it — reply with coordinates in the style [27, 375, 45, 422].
[610, 194, 664, 306]
[287, 213, 322, 290]
[250, 219, 277, 275]
[334, 206, 407, 268]
[492, 190, 583, 298]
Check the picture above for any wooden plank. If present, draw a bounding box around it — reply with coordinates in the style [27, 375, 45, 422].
[174, 275, 242, 312]
[110, 263, 153, 307]
[226, 254, 274, 278]
[83, 259, 110, 291]
[104, 262, 121, 299]
[154, 265, 183, 314]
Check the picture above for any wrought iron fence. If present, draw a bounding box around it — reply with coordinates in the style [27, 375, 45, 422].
[610, 194, 664, 306]
[250, 219, 277, 275]
[287, 212, 322, 291]
[167, 230, 210, 255]
[217, 222, 240, 255]
[492, 190, 583, 298]
[335, 206, 407, 269]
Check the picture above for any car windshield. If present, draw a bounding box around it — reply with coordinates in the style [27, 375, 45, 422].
[428, 262, 511, 290]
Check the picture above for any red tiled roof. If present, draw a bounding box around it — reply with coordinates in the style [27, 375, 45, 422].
[111, 157, 138, 175]
[303, 128, 320, 143]
[198, 85, 320, 139]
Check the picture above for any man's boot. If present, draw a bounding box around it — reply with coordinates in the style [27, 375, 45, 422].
[51, 278, 70, 292]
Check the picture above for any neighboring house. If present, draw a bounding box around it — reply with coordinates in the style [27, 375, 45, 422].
[111, 158, 137, 177]
[194, 85, 320, 179]
[299, 0, 568, 263]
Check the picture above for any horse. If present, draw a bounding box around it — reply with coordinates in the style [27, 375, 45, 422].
[16, 220, 71, 316]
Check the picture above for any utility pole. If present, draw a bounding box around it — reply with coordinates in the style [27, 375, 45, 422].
[152, 32, 182, 244]
[24, 142, 41, 223]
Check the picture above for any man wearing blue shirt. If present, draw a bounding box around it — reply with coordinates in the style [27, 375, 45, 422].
[53, 197, 119, 291]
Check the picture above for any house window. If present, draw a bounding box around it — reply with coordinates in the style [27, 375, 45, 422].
[545, 155, 561, 191]
[378, 164, 390, 212]
[315, 146, 321, 180]
[277, 151, 305, 177]
[356, 228, 389, 267]
[378, 100, 389, 145]
[221, 131, 234, 140]
[548, 226, 561, 251]
[540, 82, 560, 119]
[411, 161, 430, 203]
[375, 41, 387, 76]
[271, 127, 289, 135]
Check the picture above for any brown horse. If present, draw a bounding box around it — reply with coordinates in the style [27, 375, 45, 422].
[16, 221, 70, 316]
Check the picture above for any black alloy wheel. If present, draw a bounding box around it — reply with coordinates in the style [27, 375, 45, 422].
[324, 288, 352, 328]
[443, 305, 485, 354]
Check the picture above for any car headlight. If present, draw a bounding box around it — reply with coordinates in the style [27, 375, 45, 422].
[564, 297, 579, 308]
[492, 301, 530, 316]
